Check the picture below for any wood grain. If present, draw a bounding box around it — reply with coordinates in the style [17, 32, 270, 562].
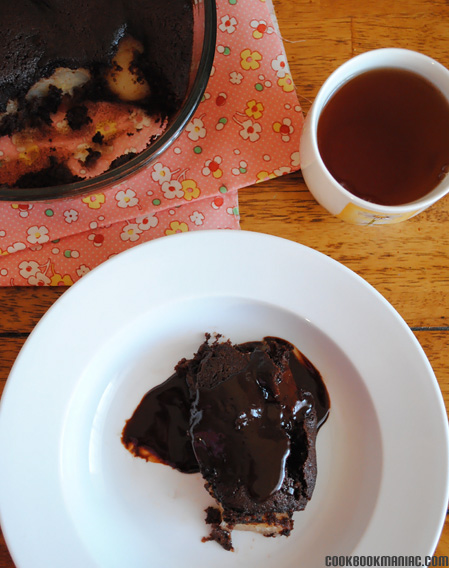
[1, 0, 449, 566]
[0, 287, 66, 333]
[239, 172, 449, 329]
[414, 331, 449, 417]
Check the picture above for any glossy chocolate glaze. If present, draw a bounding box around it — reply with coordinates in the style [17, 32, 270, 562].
[122, 371, 199, 473]
[0, 0, 193, 112]
[240, 337, 330, 428]
[122, 337, 330, 503]
[190, 349, 312, 502]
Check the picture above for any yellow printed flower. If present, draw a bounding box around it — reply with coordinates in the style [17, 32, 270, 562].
[12, 134, 39, 163]
[50, 273, 74, 286]
[181, 179, 201, 201]
[96, 120, 117, 140]
[256, 170, 276, 183]
[82, 193, 106, 209]
[245, 99, 264, 120]
[0, 248, 8, 256]
[165, 221, 189, 235]
[18, 144, 40, 165]
[277, 73, 295, 93]
[240, 49, 262, 71]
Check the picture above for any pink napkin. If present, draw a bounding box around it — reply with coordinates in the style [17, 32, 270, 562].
[0, 0, 303, 286]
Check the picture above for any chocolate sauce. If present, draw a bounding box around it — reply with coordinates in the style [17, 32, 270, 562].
[122, 372, 199, 473]
[190, 349, 313, 502]
[122, 337, 330, 503]
[318, 68, 449, 205]
[289, 347, 330, 428]
[239, 337, 330, 428]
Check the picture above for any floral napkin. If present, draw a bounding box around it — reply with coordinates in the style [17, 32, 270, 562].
[0, 0, 303, 285]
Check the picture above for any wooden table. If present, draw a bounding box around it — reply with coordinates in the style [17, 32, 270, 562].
[1, 0, 449, 565]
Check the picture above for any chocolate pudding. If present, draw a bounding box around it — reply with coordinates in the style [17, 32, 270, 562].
[0, 0, 193, 188]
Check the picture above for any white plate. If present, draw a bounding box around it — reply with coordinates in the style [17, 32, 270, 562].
[0, 230, 448, 568]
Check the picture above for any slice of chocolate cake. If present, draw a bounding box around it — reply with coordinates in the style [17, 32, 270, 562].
[177, 336, 321, 549]
[122, 334, 330, 552]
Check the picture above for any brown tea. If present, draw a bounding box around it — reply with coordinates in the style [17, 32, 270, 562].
[317, 67, 449, 205]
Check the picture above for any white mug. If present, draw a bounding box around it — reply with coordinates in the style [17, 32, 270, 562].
[299, 48, 449, 224]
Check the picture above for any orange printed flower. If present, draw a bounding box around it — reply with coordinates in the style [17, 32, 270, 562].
[181, 179, 201, 201]
[82, 193, 106, 209]
[240, 49, 262, 71]
[277, 73, 295, 93]
[165, 221, 189, 235]
[245, 99, 264, 120]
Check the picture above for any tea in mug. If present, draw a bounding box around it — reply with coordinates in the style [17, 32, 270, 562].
[317, 67, 449, 206]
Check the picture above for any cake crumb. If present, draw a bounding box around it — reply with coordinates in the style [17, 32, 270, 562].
[203, 507, 234, 552]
